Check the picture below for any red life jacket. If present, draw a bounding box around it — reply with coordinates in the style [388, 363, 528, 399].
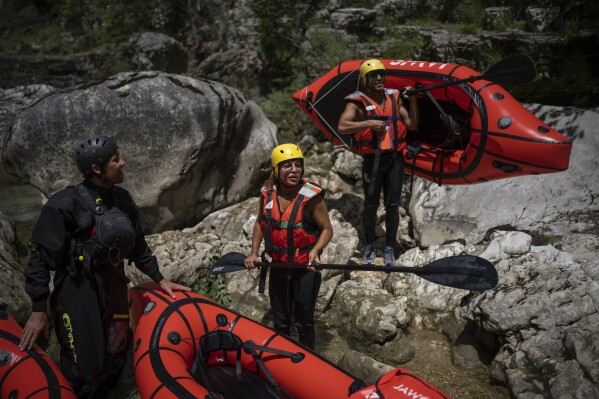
[260, 181, 322, 263]
[345, 89, 407, 156]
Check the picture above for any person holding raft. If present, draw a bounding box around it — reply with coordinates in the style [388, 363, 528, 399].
[338, 59, 419, 266]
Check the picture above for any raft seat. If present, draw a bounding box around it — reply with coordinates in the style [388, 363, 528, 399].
[192, 330, 294, 399]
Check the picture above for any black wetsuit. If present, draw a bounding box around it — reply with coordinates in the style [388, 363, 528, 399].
[362, 154, 405, 246]
[24, 180, 164, 398]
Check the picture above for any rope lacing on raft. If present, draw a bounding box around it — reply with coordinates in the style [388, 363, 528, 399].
[298, 66, 362, 152]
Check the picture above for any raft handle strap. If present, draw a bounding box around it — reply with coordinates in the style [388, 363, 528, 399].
[190, 349, 223, 398]
[243, 341, 305, 364]
[243, 340, 299, 398]
[422, 91, 461, 135]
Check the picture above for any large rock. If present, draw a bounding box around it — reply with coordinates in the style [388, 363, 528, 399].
[410, 105, 599, 246]
[0, 84, 54, 154]
[462, 237, 599, 397]
[129, 32, 189, 73]
[2, 71, 277, 232]
[0, 212, 29, 324]
[133, 196, 360, 320]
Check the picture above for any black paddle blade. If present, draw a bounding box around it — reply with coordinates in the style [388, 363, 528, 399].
[210, 252, 247, 275]
[483, 54, 536, 85]
[416, 255, 498, 291]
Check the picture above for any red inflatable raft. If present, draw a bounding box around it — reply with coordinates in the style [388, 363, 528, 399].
[129, 282, 451, 399]
[292, 58, 572, 185]
[0, 305, 76, 399]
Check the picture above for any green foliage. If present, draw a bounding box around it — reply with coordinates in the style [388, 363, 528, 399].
[59, 0, 156, 49]
[382, 36, 425, 60]
[508, 53, 597, 107]
[454, 0, 483, 28]
[249, 0, 327, 92]
[256, 72, 314, 142]
[193, 274, 231, 307]
[191, 247, 231, 307]
[458, 23, 480, 35]
[481, 47, 504, 69]
[301, 27, 355, 78]
[0, 0, 171, 54]
[379, 18, 424, 60]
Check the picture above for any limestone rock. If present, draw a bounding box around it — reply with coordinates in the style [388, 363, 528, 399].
[0, 212, 30, 324]
[3, 71, 277, 232]
[410, 106, 599, 247]
[129, 32, 189, 73]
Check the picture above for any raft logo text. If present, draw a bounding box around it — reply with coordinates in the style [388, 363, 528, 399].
[62, 313, 78, 363]
[393, 384, 430, 399]
[389, 60, 449, 71]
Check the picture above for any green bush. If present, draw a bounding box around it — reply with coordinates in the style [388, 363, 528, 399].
[191, 247, 231, 307]
[193, 274, 231, 307]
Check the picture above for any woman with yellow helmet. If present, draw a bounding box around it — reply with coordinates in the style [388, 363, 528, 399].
[338, 59, 419, 266]
[244, 143, 333, 349]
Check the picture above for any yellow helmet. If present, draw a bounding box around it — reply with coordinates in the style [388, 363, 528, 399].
[271, 143, 304, 176]
[359, 59, 385, 85]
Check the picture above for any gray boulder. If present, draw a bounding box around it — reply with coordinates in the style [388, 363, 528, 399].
[0, 212, 29, 324]
[0, 84, 54, 154]
[483, 7, 513, 31]
[524, 7, 561, 33]
[462, 240, 599, 397]
[3, 71, 277, 232]
[410, 105, 599, 247]
[194, 50, 262, 99]
[129, 32, 189, 73]
[338, 349, 394, 385]
[329, 8, 378, 32]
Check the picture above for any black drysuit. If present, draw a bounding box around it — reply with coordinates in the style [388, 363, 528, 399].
[24, 180, 164, 398]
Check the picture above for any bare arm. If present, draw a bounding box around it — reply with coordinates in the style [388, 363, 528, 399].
[399, 89, 419, 130]
[244, 200, 264, 269]
[306, 196, 333, 268]
[338, 102, 386, 135]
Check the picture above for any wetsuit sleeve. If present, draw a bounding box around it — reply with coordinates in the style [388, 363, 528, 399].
[24, 246, 53, 311]
[25, 194, 73, 312]
[129, 240, 164, 282]
[125, 197, 164, 282]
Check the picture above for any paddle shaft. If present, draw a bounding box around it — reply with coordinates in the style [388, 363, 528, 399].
[253, 261, 457, 275]
[405, 74, 481, 95]
[211, 252, 498, 290]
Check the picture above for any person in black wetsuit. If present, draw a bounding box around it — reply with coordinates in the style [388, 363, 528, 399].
[18, 135, 190, 398]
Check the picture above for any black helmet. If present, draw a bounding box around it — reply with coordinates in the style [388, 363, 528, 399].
[73, 135, 118, 177]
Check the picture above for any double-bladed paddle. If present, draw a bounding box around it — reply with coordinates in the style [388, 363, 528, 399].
[405, 54, 537, 95]
[210, 252, 498, 291]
